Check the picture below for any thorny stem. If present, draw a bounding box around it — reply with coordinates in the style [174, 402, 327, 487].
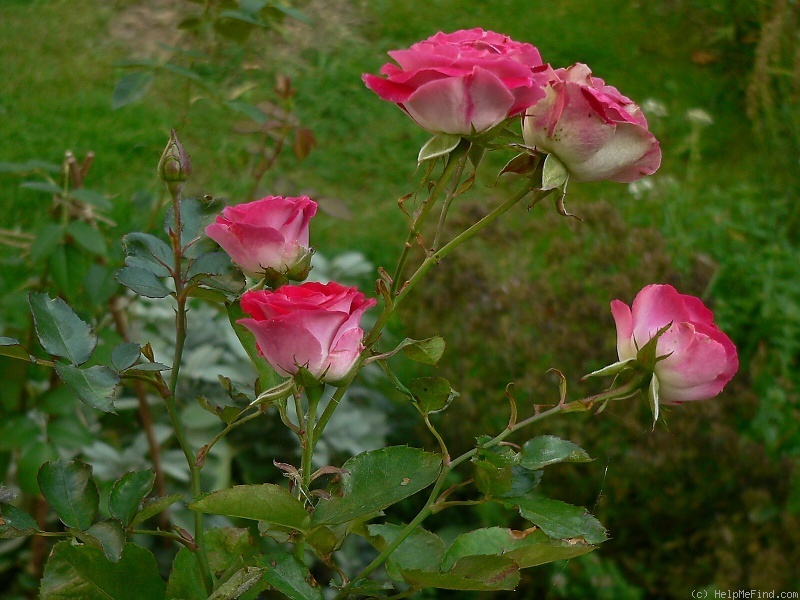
[366, 182, 548, 348]
[432, 150, 469, 249]
[162, 185, 214, 595]
[390, 140, 470, 297]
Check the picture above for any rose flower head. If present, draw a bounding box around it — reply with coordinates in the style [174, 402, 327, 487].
[238, 282, 376, 385]
[523, 63, 662, 183]
[611, 284, 738, 405]
[205, 196, 317, 281]
[363, 28, 552, 136]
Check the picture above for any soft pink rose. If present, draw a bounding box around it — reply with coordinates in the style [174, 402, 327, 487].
[238, 282, 376, 383]
[363, 28, 551, 135]
[205, 196, 317, 278]
[522, 63, 662, 182]
[611, 284, 738, 404]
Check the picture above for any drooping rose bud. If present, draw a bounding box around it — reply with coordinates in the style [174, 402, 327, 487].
[522, 64, 661, 183]
[611, 284, 738, 404]
[238, 282, 377, 384]
[158, 129, 192, 184]
[205, 196, 317, 281]
[363, 28, 552, 136]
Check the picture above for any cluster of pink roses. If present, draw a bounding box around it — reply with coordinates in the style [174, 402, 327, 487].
[204, 28, 737, 406]
[363, 28, 661, 183]
[206, 196, 375, 384]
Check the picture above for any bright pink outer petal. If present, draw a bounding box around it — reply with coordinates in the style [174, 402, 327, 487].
[630, 284, 693, 348]
[610, 299, 636, 361]
[205, 221, 285, 276]
[680, 293, 716, 326]
[654, 323, 734, 403]
[322, 328, 365, 382]
[237, 317, 327, 378]
[285, 309, 351, 355]
[362, 73, 415, 103]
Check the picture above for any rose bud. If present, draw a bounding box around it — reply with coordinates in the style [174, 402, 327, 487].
[158, 129, 192, 183]
[363, 28, 551, 136]
[523, 63, 661, 183]
[205, 196, 317, 281]
[238, 282, 377, 384]
[611, 284, 738, 404]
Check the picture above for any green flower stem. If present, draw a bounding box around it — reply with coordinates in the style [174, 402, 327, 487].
[301, 385, 324, 491]
[162, 186, 214, 596]
[198, 409, 264, 466]
[312, 385, 347, 445]
[432, 150, 469, 249]
[395, 184, 550, 311]
[390, 140, 471, 297]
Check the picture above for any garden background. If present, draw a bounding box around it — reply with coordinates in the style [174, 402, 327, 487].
[1, 0, 799, 598]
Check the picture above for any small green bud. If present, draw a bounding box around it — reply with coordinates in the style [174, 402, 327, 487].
[158, 129, 192, 183]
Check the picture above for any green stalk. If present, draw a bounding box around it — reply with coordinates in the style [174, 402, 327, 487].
[161, 187, 214, 595]
[395, 185, 550, 310]
[390, 140, 470, 296]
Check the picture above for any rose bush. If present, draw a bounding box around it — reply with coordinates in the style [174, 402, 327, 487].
[522, 63, 662, 182]
[363, 28, 552, 135]
[238, 282, 376, 383]
[611, 284, 739, 404]
[205, 195, 317, 279]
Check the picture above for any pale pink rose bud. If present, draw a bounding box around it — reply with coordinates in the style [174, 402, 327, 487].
[363, 28, 552, 136]
[205, 196, 317, 280]
[523, 63, 662, 183]
[238, 282, 377, 384]
[611, 284, 738, 404]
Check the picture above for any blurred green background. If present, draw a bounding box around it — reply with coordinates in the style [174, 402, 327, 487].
[1, 0, 799, 598]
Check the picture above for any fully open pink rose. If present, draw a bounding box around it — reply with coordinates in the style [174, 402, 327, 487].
[611, 284, 738, 404]
[522, 63, 662, 182]
[363, 28, 551, 135]
[238, 282, 376, 383]
[205, 196, 317, 279]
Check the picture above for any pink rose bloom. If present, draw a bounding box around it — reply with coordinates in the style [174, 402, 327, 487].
[238, 282, 377, 383]
[611, 284, 738, 404]
[522, 63, 662, 182]
[363, 28, 551, 135]
[205, 196, 317, 278]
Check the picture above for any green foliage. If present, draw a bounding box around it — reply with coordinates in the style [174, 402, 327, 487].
[312, 446, 442, 526]
[37, 460, 99, 531]
[190, 484, 311, 530]
[40, 542, 165, 600]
